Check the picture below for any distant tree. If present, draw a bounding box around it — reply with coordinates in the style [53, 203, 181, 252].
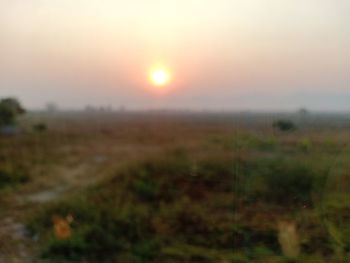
[85, 105, 95, 112]
[0, 98, 25, 126]
[119, 105, 126, 112]
[273, 120, 297, 132]
[46, 102, 59, 113]
[298, 108, 309, 116]
[33, 123, 48, 132]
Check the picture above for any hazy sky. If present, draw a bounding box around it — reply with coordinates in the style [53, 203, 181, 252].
[1, 0, 349, 110]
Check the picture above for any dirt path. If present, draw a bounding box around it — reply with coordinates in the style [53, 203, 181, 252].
[0, 142, 160, 262]
[0, 161, 96, 263]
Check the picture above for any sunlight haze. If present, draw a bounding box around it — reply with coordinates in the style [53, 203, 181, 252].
[0, 0, 349, 110]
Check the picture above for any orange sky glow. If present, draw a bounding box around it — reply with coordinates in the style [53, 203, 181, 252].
[0, 0, 349, 110]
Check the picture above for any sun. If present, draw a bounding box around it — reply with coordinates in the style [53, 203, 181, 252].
[149, 68, 171, 87]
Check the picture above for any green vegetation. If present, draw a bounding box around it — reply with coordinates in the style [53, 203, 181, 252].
[27, 128, 349, 262]
[0, 98, 25, 127]
[0, 168, 30, 190]
[273, 120, 297, 132]
[32, 123, 48, 132]
[249, 158, 319, 206]
[0, 112, 349, 262]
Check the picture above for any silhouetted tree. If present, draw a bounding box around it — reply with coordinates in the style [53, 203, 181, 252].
[0, 98, 25, 126]
[32, 123, 48, 132]
[272, 120, 297, 132]
[46, 102, 59, 113]
[298, 108, 309, 116]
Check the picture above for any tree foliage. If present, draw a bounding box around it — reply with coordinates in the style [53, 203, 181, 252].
[272, 120, 297, 132]
[0, 98, 25, 126]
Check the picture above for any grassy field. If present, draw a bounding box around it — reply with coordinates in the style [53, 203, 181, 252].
[0, 111, 350, 263]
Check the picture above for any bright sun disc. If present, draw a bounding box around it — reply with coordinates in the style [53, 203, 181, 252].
[150, 68, 170, 87]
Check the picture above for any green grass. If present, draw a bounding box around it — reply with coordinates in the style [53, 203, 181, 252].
[0, 167, 30, 190]
[27, 146, 339, 262]
[0, 113, 348, 262]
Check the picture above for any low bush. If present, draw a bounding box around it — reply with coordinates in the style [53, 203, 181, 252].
[33, 123, 48, 132]
[249, 158, 317, 206]
[28, 153, 248, 262]
[28, 150, 331, 262]
[31, 199, 157, 263]
[127, 152, 248, 203]
[299, 138, 312, 152]
[0, 168, 29, 189]
[273, 120, 297, 132]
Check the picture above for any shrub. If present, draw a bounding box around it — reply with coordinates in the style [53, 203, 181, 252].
[32, 152, 317, 262]
[257, 137, 277, 151]
[233, 133, 277, 151]
[273, 120, 297, 132]
[131, 177, 160, 201]
[299, 138, 312, 152]
[127, 154, 191, 202]
[0, 168, 29, 189]
[250, 159, 316, 206]
[33, 123, 48, 132]
[128, 153, 248, 203]
[0, 98, 25, 126]
[41, 234, 88, 261]
[156, 197, 213, 246]
[232, 225, 280, 252]
[131, 238, 161, 262]
[33, 201, 156, 263]
[29, 152, 246, 262]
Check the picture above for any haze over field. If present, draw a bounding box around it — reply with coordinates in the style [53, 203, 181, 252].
[0, 0, 349, 110]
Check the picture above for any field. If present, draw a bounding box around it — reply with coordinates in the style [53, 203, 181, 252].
[0, 111, 350, 263]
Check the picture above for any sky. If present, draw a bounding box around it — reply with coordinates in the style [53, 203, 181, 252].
[0, 0, 349, 111]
